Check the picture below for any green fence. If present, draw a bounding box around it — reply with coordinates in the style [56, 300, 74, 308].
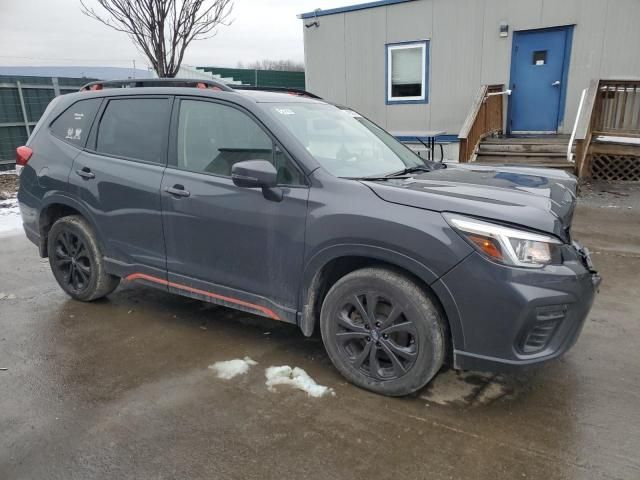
[199, 67, 305, 89]
[0, 75, 92, 166]
[0, 71, 306, 167]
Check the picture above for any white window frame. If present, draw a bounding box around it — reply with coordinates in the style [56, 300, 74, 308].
[386, 41, 429, 104]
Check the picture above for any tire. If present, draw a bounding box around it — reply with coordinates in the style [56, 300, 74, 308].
[320, 267, 445, 396]
[47, 215, 120, 301]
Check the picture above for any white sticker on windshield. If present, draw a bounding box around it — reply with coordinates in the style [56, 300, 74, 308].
[275, 108, 295, 115]
[345, 110, 362, 118]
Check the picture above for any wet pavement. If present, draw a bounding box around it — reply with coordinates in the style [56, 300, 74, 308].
[1, 184, 640, 480]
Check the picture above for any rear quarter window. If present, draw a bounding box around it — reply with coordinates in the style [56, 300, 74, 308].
[95, 98, 170, 164]
[49, 98, 102, 147]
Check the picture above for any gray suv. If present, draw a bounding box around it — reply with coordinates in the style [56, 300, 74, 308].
[16, 79, 600, 396]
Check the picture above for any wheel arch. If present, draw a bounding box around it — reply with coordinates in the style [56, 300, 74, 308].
[298, 244, 464, 360]
[38, 194, 105, 258]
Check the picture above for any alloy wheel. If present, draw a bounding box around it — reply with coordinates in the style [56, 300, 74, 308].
[53, 229, 93, 294]
[335, 293, 418, 380]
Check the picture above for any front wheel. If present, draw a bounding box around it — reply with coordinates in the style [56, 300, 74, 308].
[320, 267, 445, 396]
[47, 215, 120, 301]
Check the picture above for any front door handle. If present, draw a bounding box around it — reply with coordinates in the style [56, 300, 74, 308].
[165, 185, 190, 198]
[552, 80, 561, 86]
[75, 167, 95, 179]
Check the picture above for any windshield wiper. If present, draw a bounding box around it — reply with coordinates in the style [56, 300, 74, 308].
[343, 175, 410, 181]
[386, 165, 433, 177]
[343, 166, 432, 182]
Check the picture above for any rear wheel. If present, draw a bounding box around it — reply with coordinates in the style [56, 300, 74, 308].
[320, 267, 445, 396]
[47, 215, 119, 301]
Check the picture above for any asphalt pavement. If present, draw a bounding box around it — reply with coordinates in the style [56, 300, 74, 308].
[1, 183, 639, 480]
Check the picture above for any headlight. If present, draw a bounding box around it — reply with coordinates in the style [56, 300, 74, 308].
[445, 214, 563, 268]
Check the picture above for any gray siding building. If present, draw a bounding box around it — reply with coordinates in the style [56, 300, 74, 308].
[299, 0, 640, 139]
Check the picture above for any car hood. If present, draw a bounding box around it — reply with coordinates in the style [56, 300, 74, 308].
[362, 163, 578, 241]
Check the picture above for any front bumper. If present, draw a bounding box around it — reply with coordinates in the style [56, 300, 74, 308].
[433, 243, 600, 373]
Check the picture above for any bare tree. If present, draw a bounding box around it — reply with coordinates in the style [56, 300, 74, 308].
[80, 0, 233, 77]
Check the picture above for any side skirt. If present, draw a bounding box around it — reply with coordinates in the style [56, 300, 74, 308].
[105, 257, 297, 324]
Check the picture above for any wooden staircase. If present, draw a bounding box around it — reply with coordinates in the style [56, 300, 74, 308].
[459, 80, 640, 179]
[475, 135, 575, 171]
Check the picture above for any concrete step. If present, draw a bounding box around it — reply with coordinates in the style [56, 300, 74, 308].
[476, 151, 568, 159]
[474, 155, 575, 170]
[483, 135, 570, 145]
[479, 143, 570, 154]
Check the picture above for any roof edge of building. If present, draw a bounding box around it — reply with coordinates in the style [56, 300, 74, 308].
[298, 0, 416, 20]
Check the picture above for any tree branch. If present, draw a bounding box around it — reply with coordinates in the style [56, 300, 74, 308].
[80, 0, 233, 77]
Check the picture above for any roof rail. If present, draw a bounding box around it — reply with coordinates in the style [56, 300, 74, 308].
[79, 78, 234, 92]
[232, 85, 323, 99]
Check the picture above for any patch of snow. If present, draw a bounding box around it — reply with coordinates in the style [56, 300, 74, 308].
[0, 293, 17, 300]
[0, 169, 17, 176]
[0, 197, 23, 237]
[208, 357, 258, 380]
[265, 366, 335, 398]
[596, 135, 640, 145]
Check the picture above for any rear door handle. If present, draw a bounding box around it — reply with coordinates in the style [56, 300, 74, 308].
[552, 80, 561, 86]
[75, 167, 95, 179]
[165, 185, 190, 198]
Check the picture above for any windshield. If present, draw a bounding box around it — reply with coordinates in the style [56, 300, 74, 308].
[267, 103, 426, 178]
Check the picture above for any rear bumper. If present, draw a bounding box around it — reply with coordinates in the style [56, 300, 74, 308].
[434, 248, 600, 373]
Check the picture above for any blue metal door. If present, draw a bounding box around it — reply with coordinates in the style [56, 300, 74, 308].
[509, 28, 571, 132]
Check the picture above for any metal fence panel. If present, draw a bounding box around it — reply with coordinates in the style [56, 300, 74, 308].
[0, 75, 95, 163]
[0, 89, 23, 123]
[22, 89, 56, 122]
[199, 67, 306, 89]
[0, 126, 28, 163]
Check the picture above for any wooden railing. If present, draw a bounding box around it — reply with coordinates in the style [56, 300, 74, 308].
[458, 84, 505, 163]
[573, 79, 640, 178]
[593, 80, 640, 135]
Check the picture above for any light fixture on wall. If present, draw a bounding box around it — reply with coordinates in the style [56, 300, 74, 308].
[305, 9, 321, 28]
[499, 22, 509, 38]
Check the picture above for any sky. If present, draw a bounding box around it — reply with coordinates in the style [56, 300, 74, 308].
[0, 0, 368, 70]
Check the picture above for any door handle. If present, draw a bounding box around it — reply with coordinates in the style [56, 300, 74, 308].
[165, 185, 190, 197]
[552, 80, 561, 86]
[75, 167, 95, 179]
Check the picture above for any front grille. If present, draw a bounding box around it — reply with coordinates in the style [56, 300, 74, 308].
[520, 305, 567, 354]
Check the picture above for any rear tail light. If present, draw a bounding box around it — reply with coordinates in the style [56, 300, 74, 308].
[15, 145, 33, 175]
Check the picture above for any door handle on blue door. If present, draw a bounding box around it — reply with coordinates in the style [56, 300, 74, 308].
[75, 167, 95, 179]
[552, 80, 561, 86]
[165, 185, 190, 197]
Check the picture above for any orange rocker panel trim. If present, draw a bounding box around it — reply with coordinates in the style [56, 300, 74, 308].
[125, 273, 281, 320]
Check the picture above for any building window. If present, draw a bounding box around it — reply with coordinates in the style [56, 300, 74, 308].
[386, 41, 429, 104]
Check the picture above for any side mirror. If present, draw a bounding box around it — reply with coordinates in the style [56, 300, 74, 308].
[232, 160, 278, 189]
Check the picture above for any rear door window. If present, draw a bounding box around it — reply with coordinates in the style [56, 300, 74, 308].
[50, 98, 102, 147]
[96, 98, 170, 164]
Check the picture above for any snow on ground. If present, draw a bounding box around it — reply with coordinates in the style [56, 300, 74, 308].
[596, 135, 640, 145]
[0, 169, 17, 176]
[208, 357, 258, 380]
[0, 197, 23, 237]
[265, 366, 335, 398]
